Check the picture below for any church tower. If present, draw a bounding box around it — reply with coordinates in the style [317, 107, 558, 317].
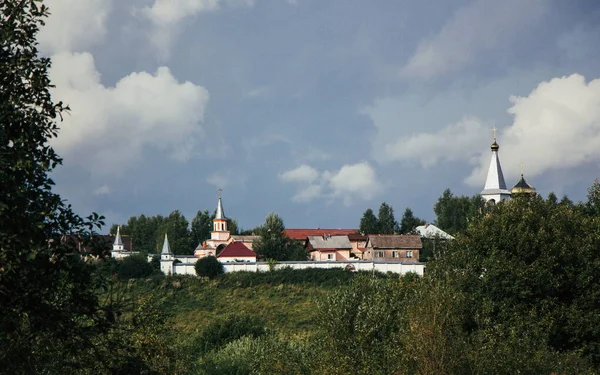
[211, 189, 230, 241]
[113, 226, 124, 252]
[160, 233, 174, 275]
[481, 131, 511, 204]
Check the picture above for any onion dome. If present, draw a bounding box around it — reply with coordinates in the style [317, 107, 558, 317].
[491, 140, 499, 152]
[511, 174, 536, 195]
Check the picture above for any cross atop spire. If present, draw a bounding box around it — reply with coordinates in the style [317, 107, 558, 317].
[218, 188, 222, 199]
[519, 162, 526, 175]
[492, 127, 497, 141]
[481, 133, 511, 203]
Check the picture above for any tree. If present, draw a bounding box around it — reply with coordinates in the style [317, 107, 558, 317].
[359, 208, 379, 234]
[0, 2, 115, 371]
[585, 179, 600, 217]
[433, 189, 484, 235]
[191, 210, 212, 248]
[195, 256, 224, 279]
[399, 207, 425, 234]
[429, 192, 600, 366]
[157, 210, 192, 255]
[378, 202, 397, 234]
[252, 213, 305, 261]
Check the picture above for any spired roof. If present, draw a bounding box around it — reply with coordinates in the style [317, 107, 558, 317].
[161, 233, 171, 254]
[368, 234, 422, 249]
[114, 226, 123, 246]
[217, 242, 255, 258]
[511, 174, 536, 195]
[481, 138, 511, 196]
[306, 235, 352, 250]
[215, 196, 226, 220]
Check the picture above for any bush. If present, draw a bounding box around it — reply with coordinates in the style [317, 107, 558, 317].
[195, 256, 224, 279]
[118, 254, 155, 280]
[196, 313, 266, 354]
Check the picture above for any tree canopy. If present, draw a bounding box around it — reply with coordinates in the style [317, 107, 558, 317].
[399, 207, 425, 234]
[433, 189, 484, 235]
[252, 213, 305, 261]
[0, 1, 112, 371]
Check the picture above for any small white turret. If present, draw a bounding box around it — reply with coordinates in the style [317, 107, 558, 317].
[113, 226, 124, 251]
[160, 233, 174, 275]
[480, 130, 511, 204]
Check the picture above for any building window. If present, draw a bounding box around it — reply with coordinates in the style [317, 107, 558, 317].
[375, 251, 384, 258]
[392, 251, 398, 258]
[406, 251, 413, 258]
[327, 253, 334, 260]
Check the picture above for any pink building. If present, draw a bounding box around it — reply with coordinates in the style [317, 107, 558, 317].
[305, 235, 352, 261]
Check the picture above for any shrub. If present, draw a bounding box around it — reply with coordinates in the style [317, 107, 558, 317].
[196, 313, 266, 354]
[195, 256, 224, 279]
[118, 254, 155, 280]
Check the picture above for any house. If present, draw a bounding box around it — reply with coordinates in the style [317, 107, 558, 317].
[284, 228, 357, 241]
[364, 234, 422, 263]
[305, 235, 352, 261]
[217, 241, 256, 263]
[347, 233, 368, 259]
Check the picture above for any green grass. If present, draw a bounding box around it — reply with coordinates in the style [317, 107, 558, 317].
[119, 269, 386, 339]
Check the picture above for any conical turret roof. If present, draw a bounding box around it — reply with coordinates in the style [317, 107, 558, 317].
[161, 233, 171, 254]
[114, 226, 123, 246]
[215, 195, 226, 220]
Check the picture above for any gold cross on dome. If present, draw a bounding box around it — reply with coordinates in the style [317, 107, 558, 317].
[217, 188, 222, 199]
[492, 127, 497, 140]
[519, 162, 525, 175]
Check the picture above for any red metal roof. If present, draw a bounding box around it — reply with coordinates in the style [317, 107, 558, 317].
[217, 242, 255, 258]
[284, 229, 357, 240]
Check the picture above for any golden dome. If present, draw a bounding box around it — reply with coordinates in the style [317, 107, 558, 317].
[511, 174, 536, 195]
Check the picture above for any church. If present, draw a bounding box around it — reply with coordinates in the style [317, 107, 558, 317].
[192, 192, 259, 258]
[480, 130, 536, 204]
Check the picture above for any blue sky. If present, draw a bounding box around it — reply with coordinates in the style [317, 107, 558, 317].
[41, 0, 600, 231]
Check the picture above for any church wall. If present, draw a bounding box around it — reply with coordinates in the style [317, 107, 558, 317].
[162, 260, 425, 276]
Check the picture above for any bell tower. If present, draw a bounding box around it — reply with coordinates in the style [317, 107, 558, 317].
[211, 189, 230, 241]
[480, 128, 511, 204]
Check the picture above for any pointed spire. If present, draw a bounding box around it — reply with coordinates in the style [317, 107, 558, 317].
[481, 134, 511, 203]
[161, 233, 171, 254]
[114, 226, 123, 246]
[216, 188, 226, 220]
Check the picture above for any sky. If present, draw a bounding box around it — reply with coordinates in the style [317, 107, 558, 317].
[40, 0, 600, 232]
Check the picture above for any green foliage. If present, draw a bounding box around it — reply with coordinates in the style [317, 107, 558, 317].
[0, 1, 122, 372]
[430, 192, 600, 367]
[118, 254, 156, 280]
[157, 210, 192, 254]
[196, 313, 266, 354]
[195, 256, 224, 279]
[377, 202, 398, 234]
[253, 213, 305, 261]
[399, 207, 426, 234]
[359, 208, 379, 234]
[433, 189, 484, 235]
[198, 334, 316, 375]
[191, 209, 212, 247]
[316, 275, 415, 374]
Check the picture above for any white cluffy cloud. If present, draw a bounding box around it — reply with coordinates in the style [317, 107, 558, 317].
[367, 74, 600, 189]
[381, 117, 489, 168]
[401, 0, 546, 79]
[280, 162, 381, 205]
[38, 0, 111, 54]
[50, 52, 210, 177]
[466, 73, 600, 185]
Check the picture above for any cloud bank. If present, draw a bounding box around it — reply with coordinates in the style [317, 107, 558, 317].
[50, 52, 210, 177]
[280, 162, 381, 205]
